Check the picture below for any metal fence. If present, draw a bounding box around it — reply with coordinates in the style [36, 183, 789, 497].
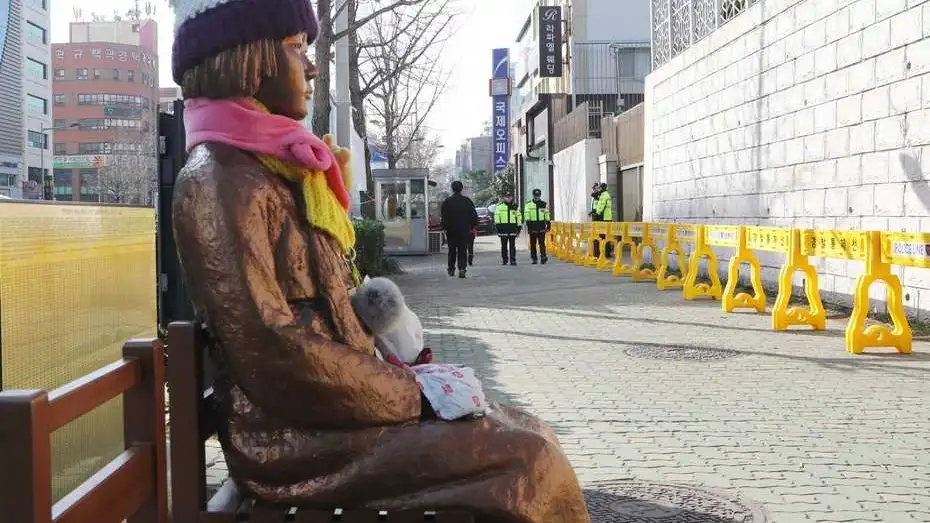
[553, 101, 607, 154]
[601, 103, 645, 166]
[652, 0, 760, 69]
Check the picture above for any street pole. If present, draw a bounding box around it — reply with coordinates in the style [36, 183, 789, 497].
[40, 127, 53, 201]
[334, 0, 351, 148]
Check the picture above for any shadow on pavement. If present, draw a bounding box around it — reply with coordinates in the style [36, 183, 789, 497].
[423, 329, 532, 410]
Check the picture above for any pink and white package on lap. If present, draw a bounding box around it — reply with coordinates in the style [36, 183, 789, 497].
[412, 364, 490, 421]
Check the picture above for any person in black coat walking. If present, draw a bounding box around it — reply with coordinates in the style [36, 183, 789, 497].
[441, 181, 478, 278]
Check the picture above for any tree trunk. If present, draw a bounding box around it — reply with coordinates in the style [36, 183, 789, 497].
[312, 0, 333, 137]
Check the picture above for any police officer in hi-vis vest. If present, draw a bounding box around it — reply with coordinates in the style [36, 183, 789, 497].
[524, 188, 551, 265]
[494, 193, 522, 265]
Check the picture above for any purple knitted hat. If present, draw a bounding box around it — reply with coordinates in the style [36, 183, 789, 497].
[170, 0, 318, 84]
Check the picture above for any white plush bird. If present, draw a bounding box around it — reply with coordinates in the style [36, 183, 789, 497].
[350, 277, 425, 365]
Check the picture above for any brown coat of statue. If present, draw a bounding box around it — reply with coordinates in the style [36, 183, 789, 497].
[172, 142, 591, 523]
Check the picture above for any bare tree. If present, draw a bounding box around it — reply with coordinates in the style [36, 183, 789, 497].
[360, 2, 455, 171]
[351, 0, 455, 177]
[311, 0, 431, 137]
[98, 123, 157, 205]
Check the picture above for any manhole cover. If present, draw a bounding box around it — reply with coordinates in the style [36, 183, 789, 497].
[623, 345, 742, 361]
[585, 479, 766, 522]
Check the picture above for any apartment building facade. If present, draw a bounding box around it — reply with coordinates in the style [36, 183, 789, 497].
[52, 19, 158, 204]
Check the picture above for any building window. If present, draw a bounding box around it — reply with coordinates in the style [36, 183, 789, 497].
[79, 169, 99, 202]
[128, 70, 135, 82]
[93, 68, 101, 80]
[77, 68, 88, 80]
[618, 48, 651, 79]
[113, 68, 120, 80]
[26, 58, 47, 80]
[54, 68, 65, 79]
[78, 142, 111, 154]
[54, 94, 66, 105]
[27, 94, 47, 115]
[0, 174, 15, 187]
[54, 170, 73, 201]
[53, 118, 65, 127]
[77, 118, 106, 130]
[54, 142, 66, 155]
[26, 0, 46, 10]
[26, 21, 46, 45]
[27, 130, 47, 149]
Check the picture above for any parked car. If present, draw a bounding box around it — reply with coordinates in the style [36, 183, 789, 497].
[475, 207, 494, 235]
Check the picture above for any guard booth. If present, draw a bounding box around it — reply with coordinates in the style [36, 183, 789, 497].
[372, 168, 430, 255]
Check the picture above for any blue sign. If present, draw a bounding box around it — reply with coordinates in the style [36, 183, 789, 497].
[491, 48, 510, 174]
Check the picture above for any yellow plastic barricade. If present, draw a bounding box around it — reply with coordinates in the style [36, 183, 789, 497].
[766, 228, 826, 330]
[681, 225, 723, 300]
[558, 222, 570, 261]
[631, 223, 658, 282]
[597, 223, 617, 271]
[655, 224, 684, 290]
[585, 222, 609, 268]
[549, 222, 562, 259]
[707, 225, 768, 313]
[577, 223, 593, 266]
[573, 223, 587, 264]
[837, 230, 917, 354]
[610, 222, 637, 277]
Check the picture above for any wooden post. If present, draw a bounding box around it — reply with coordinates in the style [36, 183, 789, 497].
[0, 390, 52, 523]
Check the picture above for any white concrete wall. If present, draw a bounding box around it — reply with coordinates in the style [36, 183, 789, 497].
[645, 0, 930, 318]
[553, 138, 601, 222]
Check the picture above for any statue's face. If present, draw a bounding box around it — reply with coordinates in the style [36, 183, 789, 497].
[257, 33, 317, 121]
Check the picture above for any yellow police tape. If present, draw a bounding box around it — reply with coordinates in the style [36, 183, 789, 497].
[552, 221, 917, 355]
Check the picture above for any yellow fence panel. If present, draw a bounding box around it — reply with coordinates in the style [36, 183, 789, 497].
[0, 201, 157, 501]
[656, 224, 686, 291]
[846, 231, 911, 354]
[549, 221, 920, 355]
[674, 224, 698, 244]
[633, 223, 658, 282]
[714, 226, 767, 313]
[611, 223, 639, 277]
[704, 225, 739, 248]
[800, 229, 869, 261]
[682, 225, 723, 300]
[881, 232, 930, 268]
[746, 226, 791, 253]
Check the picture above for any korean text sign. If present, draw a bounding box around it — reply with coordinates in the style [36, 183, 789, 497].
[538, 6, 563, 78]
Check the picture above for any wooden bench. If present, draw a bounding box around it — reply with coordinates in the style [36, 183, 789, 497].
[0, 339, 168, 523]
[166, 321, 473, 523]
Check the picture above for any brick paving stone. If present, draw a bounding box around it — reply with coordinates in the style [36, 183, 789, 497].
[202, 235, 930, 521]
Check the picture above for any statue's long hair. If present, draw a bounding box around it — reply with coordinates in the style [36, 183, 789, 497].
[179, 39, 281, 99]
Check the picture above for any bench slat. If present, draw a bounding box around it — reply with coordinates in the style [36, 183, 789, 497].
[247, 505, 289, 523]
[46, 358, 141, 432]
[51, 444, 153, 523]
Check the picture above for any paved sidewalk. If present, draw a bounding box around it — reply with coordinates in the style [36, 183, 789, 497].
[206, 235, 930, 522]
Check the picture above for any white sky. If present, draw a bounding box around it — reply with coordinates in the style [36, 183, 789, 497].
[48, 0, 531, 163]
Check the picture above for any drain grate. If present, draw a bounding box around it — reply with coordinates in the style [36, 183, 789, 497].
[585, 479, 766, 522]
[622, 345, 743, 361]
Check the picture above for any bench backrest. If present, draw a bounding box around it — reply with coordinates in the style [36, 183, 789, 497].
[166, 321, 220, 522]
[0, 340, 168, 523]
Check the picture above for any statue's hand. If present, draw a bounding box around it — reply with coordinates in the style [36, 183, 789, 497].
[322, 134, 352, 189]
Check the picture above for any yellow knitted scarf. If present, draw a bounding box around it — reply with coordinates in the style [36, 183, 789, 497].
[250, 102, 359, 284]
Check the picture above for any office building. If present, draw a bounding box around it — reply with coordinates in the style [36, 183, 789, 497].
[0, 0, 52, 198]
[52, 19, 158, 204]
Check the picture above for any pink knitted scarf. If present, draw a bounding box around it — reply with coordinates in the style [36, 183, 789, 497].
[183, 97, 350, 210]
